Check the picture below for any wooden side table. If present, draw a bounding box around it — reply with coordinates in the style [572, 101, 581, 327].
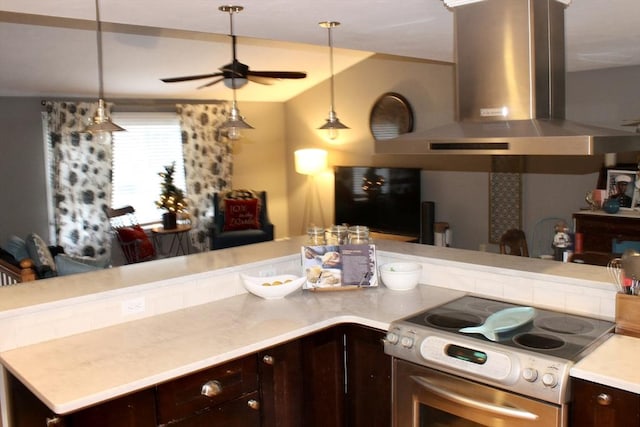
[151, 224, 191, 257]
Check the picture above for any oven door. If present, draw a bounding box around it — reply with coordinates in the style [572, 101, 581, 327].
[393, 359, 567, 427]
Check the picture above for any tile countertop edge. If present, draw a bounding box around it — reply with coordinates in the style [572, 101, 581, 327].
[570, 334, 640, 394]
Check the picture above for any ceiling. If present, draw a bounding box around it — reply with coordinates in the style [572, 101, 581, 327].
[1, 0, 640, 102]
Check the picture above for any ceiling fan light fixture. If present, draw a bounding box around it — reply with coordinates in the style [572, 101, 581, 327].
[318, 21, 348, 140]
[223, 77, 248, 89]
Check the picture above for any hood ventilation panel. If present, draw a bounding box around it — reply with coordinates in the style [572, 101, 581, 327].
[376, 0, 640, 156]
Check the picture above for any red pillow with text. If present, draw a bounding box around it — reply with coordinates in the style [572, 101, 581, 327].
[223, 198, 261, 231]
[116, 225, 156, 260]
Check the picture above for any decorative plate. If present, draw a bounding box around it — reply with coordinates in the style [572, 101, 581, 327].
[369, 92, 414, 140]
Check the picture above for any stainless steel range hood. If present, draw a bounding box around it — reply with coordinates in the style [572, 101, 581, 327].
[376, 0, 640, 156]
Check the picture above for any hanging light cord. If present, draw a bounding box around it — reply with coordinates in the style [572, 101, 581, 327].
[95, 0, 104, 99]
[327, 24, 336, 113]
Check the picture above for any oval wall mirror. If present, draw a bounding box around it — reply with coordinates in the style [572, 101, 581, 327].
[369, 92, 414, 140]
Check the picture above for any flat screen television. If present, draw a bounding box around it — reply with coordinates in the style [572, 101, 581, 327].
[334, 166, 422, 237]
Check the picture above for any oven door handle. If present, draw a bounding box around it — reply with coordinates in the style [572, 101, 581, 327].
[410, 375, 539, 421]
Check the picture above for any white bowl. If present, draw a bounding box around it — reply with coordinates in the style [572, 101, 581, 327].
[379, 262, 422, 291]
[241, 274, 305, 299]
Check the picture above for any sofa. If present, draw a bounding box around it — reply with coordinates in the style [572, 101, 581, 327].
[0, 234, 110, 284]
[209, 190, 275, 250]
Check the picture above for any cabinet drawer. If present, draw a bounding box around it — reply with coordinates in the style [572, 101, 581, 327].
[166, 390, 260, 427]
[156, 355, 257, 424]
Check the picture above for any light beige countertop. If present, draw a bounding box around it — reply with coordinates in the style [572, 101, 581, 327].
[571, 333, 640, 393]
[0, 237, 629, 417]
[0, 283, 463, 414]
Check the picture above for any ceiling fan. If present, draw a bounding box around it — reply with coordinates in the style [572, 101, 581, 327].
[161, 5, 307, 90]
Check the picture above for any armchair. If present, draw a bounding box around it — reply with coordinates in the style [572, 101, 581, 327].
[107, 206, 157, 264]
[209, 190, 275, 250]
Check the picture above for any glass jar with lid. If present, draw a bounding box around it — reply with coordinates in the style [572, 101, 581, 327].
[326, 224, 348, 245]
[347, 225, 370, 244]
[306, 226, 326, 245]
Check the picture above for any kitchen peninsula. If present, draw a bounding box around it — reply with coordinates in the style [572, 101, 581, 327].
[0, 237, 626, 425]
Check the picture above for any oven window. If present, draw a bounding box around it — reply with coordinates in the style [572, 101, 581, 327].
[420, 404, 484, 427]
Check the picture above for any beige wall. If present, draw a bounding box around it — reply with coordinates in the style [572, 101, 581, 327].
[284, 54, 456, 238]
[229, 101, 290, 239]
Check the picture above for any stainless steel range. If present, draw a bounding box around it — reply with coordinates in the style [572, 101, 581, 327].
[384, 295, 615, 427]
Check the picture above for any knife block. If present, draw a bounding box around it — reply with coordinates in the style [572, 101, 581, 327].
[615, 293, 640, 338]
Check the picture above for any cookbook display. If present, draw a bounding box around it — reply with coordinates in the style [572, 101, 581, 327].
[301, 243, 378, 290]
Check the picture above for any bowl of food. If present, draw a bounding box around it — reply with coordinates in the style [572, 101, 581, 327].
[241, 274, 305, 299]
[379, 262, 422, 291]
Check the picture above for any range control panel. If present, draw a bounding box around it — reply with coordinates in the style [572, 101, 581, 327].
[384, 324, 571, 405]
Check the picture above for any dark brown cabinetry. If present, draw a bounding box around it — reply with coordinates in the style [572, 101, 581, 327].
[301, 326, 346, 427]
[8, 324, 391, 427]
[259, 339, 305, 427]
[8, 373, 157, 427]
[344, 325, 392, 427]
[155, 355, 259, 426]
[571, 378, 640, 427]
[573, 212, 640, 253]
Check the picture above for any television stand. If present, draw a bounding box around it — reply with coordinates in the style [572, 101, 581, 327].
[370, 231, 418, 243]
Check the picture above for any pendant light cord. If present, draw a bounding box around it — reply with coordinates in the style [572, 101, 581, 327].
[95, 0, 104, 99]
[327, 25, 336, 113]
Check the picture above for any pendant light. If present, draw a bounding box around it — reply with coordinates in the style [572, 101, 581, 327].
[219, 5, 253, 141]
[318, 21, 349, 140]
[85, 0, 125, 139]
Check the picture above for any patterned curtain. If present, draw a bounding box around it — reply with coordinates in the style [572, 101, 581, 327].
[176, 103, 233, 251]
[45, 101, 113, 258]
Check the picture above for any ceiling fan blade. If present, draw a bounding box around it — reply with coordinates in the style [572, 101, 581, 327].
[247, 75, 275, 85]
[161, 72, 223, 83]
[197, 77, 225, 89]
[247, 70, 307, 80]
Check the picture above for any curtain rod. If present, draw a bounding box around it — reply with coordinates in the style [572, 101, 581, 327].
[40, 98, 227, 106]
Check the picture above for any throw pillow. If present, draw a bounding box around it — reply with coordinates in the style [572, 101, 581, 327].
[223, 198, 261, 231]
[5, 235, 29, 261]
[116, 225, 156, 260]
[55, 254, 103, 276]
[25, 233, 57, 273]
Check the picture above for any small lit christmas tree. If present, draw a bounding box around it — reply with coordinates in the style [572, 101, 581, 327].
[156, 162, 187, 214]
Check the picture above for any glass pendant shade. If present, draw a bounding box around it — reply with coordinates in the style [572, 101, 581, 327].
[221, 99, 254, 141]
[85, 99, 125, 134]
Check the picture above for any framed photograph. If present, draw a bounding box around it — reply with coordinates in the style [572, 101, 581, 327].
[606, 169, 637, 210]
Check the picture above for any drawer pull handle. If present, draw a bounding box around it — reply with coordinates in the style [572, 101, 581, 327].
[46, 417, 62, 426]
[201, 380, 223, 397]
[247, 399, 260, 410]
[262, 354, 275, 365]
[597, 393, 612, 406]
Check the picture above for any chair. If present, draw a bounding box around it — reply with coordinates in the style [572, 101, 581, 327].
[209, 190, 275, 250]
[107, 206, 157, 264]
[499, 229, 529, 257]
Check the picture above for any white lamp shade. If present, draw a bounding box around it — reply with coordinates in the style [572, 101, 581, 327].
[295, 149, 328, 175]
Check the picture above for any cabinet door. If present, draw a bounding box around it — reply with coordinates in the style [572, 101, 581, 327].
[345, 325, 392, 427]
[571, 378, 640, 427]
[302, 326, 346, 427]
[259, 339, 304, 427]
[8, 372, 156, 427]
